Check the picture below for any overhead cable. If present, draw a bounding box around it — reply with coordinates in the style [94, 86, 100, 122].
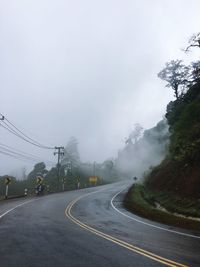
[0, 113, 54, 149]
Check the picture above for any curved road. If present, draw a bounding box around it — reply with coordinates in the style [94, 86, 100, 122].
[0, 181, 199, 267]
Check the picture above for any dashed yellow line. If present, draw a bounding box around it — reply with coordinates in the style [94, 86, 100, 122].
[65, 193, 189, 267]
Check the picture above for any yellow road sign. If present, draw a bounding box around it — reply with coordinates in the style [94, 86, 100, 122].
[36, 176, 43, 184]
[89, 176, 98, 183]
[5, 177, 11, 185]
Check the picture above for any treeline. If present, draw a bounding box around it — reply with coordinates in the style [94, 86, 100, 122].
[0, 137, 119, 199]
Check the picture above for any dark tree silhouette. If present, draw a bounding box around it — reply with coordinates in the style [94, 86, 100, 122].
[185, 32, 200, 52]
[189, 61, 200, 84]
[126, 123, 143, 144]
[158, 60, 189, 99]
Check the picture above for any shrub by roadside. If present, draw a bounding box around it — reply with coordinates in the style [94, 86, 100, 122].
[124, 184, 200, 231]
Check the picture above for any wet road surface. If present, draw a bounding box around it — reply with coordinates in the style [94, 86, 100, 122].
[0, 181, 199, 267]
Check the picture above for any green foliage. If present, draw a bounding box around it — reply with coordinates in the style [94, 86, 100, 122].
[169, 85, 200, 163]
[62, 136, 80, 166]
[0, 136, 119, 199]
[166, 82, 200, 127]
[158, 60, 189, 99]
[124, 184, 200, 231]
[27, 162, 47, 180]
[145, 81, 200, 198]
[117, 119, 169, 178]
[189, 60, 200, 84]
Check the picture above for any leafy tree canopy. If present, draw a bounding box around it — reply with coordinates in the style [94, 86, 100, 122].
[158, 60, 189, 99]
[27, 162, 47, 180]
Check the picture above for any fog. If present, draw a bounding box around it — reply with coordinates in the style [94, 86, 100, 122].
[116, 119, 169, 179]
[0, 0, 200, 176]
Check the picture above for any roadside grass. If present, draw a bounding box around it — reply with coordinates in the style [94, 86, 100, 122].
[124, 184, 200, 231]
[144, 189, 200, 218]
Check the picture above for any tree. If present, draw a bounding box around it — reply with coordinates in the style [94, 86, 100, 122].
[102, 160, 116, 181]
[158, 60, 189, 99]
[189, 61, 200, 84]
[185, 32, 200, 52]
[45, 167, 58, 190]
[103, 160, 114, 171]
[126, 123, 143, 144]
[27, 162, 47, 180]
[62, 137, 80, 166]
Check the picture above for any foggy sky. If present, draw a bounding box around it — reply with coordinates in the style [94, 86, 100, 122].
[0, 0, 200, 176]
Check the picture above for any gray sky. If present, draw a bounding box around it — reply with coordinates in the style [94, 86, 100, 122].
[0, 0, 200, 176]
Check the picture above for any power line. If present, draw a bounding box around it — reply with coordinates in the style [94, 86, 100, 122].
[0, 149, 55, 166]
[0, 113, 68, 169]
[0, 122, 52, 149]
[0, 113, 54, 149]
[0, 115, 4, 121]
[0, 149, 55, 167]
[0, 143, 55, 166]
[0, 146, 40, 162]
[0, 142, 54, 163]
[0, 149, 40, 164]
[4, 117, 54, 149]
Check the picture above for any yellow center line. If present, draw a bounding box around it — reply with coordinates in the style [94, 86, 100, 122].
[65, 192, 189, 267]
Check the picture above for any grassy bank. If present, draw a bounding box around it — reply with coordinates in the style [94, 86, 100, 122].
[124, 184, 200, 231]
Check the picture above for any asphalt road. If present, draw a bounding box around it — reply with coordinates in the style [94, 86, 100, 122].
[0, 181, 199, 267]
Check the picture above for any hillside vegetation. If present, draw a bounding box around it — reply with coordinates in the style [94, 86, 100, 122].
[146, 81, 200, 198]
[116, 120, 169, 178]
[125, 33, 200, 229]
[124, 82, 200, 229]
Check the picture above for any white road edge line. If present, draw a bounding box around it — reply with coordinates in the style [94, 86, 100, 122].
[111, 187, 200, 239]
[0, 199, 39, 219]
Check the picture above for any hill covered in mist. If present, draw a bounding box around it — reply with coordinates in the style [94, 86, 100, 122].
[116, 119, 169, 178]
[124, 35, 200, 228]
[146, 81, 200, 198]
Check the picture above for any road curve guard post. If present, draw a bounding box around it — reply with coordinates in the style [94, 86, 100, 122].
[62, 178, 66, 191]
[77, 178, 80, 189]
[4, 176, 12, 199]
[24, 188, 28, 196]
[47, 185, 50, 193]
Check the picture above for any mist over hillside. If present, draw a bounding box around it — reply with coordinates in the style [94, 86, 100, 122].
[116, 119, 169, 178]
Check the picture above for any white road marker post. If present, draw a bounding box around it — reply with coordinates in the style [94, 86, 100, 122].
[62, 178, 65, 191]
[5, 184, 9, 199]
[24, 188, 28, 196]
[77, 178, 80, 189]
[4, 177, 11, 199]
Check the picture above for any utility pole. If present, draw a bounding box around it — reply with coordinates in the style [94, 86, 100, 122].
[93, 161, 97, 186]
[54, 146, 64, 187]
[77, 177, 80, 189]
[0, 115, 4, 121]
[93, 161, 96, 177]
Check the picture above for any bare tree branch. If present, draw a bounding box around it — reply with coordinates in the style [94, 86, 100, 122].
[185, 32, 200, 52]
